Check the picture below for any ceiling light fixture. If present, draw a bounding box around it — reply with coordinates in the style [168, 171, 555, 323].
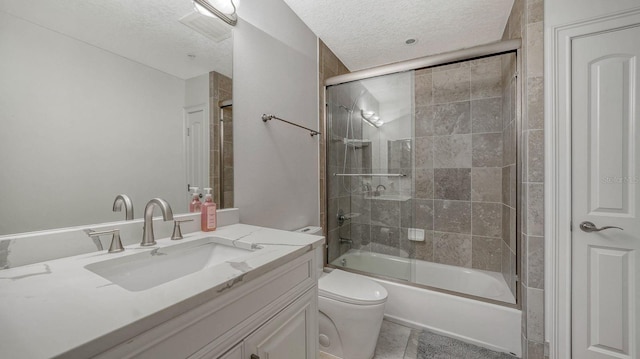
[193, 0, 238, 26]
[360, 110, 383, 128]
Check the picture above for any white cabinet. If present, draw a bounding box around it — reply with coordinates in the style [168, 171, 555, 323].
[95, 250, 318, 359]
[215, 344, 242, 359]
[244, 288, 317, 359]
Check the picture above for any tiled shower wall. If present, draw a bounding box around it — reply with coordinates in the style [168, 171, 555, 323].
[410, 57, 511, 273]
[209, 71, 233, 208]
[503, 0, 546, 358]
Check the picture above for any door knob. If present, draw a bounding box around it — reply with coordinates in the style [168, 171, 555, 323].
[579, 221, 623, 233]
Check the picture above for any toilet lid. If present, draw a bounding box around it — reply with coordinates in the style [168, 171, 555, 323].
[319, 269, 388, 305]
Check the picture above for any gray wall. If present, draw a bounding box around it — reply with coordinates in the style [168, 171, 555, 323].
[233, 0, 319, 230]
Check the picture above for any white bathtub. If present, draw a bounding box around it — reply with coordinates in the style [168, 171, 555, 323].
[331, 250, 521, 356]
[333, 249, 515, 303]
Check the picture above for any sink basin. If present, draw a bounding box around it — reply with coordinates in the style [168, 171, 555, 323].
[85, 237, 255, 292]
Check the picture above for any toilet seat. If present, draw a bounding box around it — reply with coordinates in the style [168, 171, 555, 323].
[319, 270, 387, 305]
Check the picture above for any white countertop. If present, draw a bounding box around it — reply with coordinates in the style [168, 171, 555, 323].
[0, 224, 324, 358]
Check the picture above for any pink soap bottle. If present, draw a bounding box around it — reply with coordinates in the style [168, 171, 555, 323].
[189, 187, 202, 213]
[201, 188, 217, 232]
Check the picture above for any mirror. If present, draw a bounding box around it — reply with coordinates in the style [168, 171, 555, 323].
[0, 0, 233, 235]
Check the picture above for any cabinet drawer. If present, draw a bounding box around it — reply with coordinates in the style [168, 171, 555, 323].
[95, 251, 315, 359]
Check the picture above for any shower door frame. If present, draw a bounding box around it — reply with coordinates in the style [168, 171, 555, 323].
[322, 41, 523, 310]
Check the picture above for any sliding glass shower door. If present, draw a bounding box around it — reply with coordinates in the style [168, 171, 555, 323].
[325, 52, 519, 305]
[326, 71, 416, 279]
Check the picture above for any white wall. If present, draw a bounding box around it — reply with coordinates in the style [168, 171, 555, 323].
[185, 73, 210, 108]
[0, 12, 187, 235]
[546, 0, 640, 26]
[233, 0, 319, 230]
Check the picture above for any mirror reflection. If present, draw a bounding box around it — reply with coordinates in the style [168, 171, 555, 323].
[0, 0, 233, 235]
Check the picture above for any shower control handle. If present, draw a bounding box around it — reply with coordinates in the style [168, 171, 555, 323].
[579, 221, 623, 233]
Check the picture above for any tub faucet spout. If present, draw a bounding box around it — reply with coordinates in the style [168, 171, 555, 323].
[141, 198, 173, 246]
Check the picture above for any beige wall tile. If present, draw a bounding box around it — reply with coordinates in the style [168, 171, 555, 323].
[471, 61, 502, 99]
[433, 68, 471, 104]
[526, 22, 544, 77]
[527, 76, 544, 129]
[433, 102, 471, 135]
[472, 167, 502, 202]
[472, 202, 503, 238]
[434, 200, 472, 234]
[472, 98, 503, 133]
[472, 236, 502, 271]
[435, 168, 472, 200]
[433, 231, 472, 267]
[433, 134, 472, 168]
[472, 133, 503, 167]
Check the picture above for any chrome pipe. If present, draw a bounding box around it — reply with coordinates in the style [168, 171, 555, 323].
[325, 39, 522, 86]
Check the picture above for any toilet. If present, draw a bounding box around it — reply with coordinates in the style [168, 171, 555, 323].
[318, 269, 388, 359]
[294, 226, 388, 359]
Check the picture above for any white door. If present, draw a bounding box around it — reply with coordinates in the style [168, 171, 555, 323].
[572, 24, 640, 359]
[185, 105, 209, 205]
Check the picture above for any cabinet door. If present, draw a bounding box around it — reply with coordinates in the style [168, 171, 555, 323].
[217, 344, 242, 359]
[244, 289, 317, 359]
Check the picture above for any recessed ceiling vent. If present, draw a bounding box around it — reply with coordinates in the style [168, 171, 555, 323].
[179, 11, 231, 43]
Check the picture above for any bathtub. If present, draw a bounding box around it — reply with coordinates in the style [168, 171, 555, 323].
[331, 249, 521, 356]
[333, 249, 515, 303]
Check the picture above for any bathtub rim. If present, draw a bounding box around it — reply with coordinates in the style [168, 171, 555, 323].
[324, 264, 521, 310]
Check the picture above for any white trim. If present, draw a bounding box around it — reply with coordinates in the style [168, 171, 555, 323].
[545, 7, 640, 359]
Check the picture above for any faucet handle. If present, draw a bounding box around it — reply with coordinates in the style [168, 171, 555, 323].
[171, 219, 194, 240]
[88, 229, 124, 253]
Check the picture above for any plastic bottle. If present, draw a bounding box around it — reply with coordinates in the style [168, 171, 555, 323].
[201, 188, 217, 232]
[189, 187, 202, 213]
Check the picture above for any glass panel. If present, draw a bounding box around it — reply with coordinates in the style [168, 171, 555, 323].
[326, 71, 415, 277]
[326, 53, 518, 305]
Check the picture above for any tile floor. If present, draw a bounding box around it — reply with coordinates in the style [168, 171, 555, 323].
[321, 319, 518, 359]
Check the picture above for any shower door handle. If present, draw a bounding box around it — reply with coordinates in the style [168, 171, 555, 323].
[579, 221, 623, 233]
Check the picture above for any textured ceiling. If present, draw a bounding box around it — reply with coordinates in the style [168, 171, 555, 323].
[0, 0, 233, 79]
[283, 0, 514, 71]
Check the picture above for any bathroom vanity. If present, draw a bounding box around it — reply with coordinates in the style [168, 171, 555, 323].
[0, 224, 323, 358]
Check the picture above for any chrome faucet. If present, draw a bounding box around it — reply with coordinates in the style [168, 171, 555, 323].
[141, 198, 174, 246]
[113, 194, 134, 220]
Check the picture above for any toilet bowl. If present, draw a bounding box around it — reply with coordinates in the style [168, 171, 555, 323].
[318, 269, 388, 359]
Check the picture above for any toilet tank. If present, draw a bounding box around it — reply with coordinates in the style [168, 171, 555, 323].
[294, 226, 324, 278]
